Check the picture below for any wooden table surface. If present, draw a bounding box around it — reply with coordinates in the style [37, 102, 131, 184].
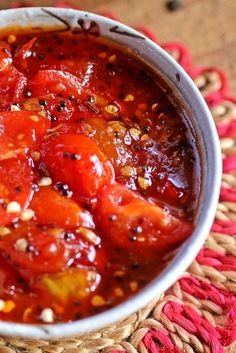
[1, 0, 236, 95]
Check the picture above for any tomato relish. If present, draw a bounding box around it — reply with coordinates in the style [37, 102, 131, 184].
[0, 30, 200, 324]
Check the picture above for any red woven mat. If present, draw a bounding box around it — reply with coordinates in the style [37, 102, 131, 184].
[1, 2, 236, 353]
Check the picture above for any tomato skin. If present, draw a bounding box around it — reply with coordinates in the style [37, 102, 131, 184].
[33, 94, 100, 124]
[30, 186, 94, 229]
[0, 224, 66, 278]
[76, 117, 133, 171]
[0, 49, 12, 72]
[0, 111, 50, 160]
[0, 223, 97, 280]
[0, 254, 23, 296]
[0, 48, 27, 107]
[29, 70, 83, 98]
[40, 134, 115, 198]
[13, 37, 37, 72]
[96, 183, 192, 252]
[0, 156, 33, 226]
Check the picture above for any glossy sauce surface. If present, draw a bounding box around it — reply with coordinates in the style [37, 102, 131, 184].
[0, 30, 200, 323]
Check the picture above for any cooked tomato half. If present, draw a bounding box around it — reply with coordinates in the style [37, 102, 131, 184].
[30, 186, 94, 229]
[0, 111, 50, 160]
[40, 134, 115, 198]
[96, 183, 192, 252]
[0, 223, 97, 280]
[0, 156, 33, 226]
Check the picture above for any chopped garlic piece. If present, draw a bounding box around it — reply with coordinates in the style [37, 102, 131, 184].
[3, 300, 15, 313]
[38, 177, 52, 186]
[48, 228, 64, 237]
[108, 54, 116, 63]
[31, 151, 40, 161]
[17, 133, 24, 141]
[137, 236, 145, 242]
[130, 281, 138, 292]
[0, 227, 11, 236]
[129, 128, 141, 140]
[0, 300, 15, 313]
[77, 227, 100, 245]
[151, 103, 159, 111]
[140, 134, 149, 141]
[14, 238, 28, 252]
[91, 295, 106, 307]
[30, 115, 39, 122]
[105, 104, 119, 115]
[0, 300, 5, 311]
[138, 176, 152, 190]
[114, 287, 124, 297]
[23, 307, 32, 322]
[87, 271, 97, 282]
[11, 105, 20, 111]
[7, 34, 16, 44]
[124, 94, 134, 102]
[107, 121, 127, 136]
[40, 308, 54, 323]
[114, 270, 125, 278]
[56, 83, 66, 92]
[49, 244, 57, 253]
[120, 166, 136, 177]
[19, 209, 35, 222]
[6, 201, 21, 214]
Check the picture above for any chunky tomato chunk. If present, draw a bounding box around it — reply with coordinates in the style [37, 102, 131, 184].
[37, 268, 100, 304]
[30, 186, 94, 228]
[0, 111, 50, 160]
[96, 183, 192, 252]
[0, 223, 97, 280]
[29, 70, 83, 98]
[0, 156, 33, 226]
[0, 46, 27, 107]
[77, 118, 133, 170]
[13, 37, 37, 73]
[31, 94, 100, 124]
[40, 134, 115, 198]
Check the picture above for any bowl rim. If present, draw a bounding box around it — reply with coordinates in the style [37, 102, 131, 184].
[0, 7, 222, 339]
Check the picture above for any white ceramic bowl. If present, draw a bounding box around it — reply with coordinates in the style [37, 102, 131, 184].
[0, 7, 222, 339]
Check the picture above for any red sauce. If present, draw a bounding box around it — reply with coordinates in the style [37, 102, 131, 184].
[0, 30, 200, 324]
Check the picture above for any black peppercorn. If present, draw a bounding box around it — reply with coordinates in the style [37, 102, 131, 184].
[132, 226, 142, 234]
[15, 186, 22, 192]
[39, 100, 47, 107]
[63, 151, 70, 158]
[71, 153, 80, 160]
[108, 214, 117, 221]
[24, 91, 32, 98]
[166, 0, 182, 12]
[129, 235, 137, 241]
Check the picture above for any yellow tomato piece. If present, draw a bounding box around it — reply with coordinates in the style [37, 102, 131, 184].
[40, 268, 99, 303]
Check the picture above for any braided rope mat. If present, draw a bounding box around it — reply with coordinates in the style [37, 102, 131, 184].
[1, 2, 236, 352]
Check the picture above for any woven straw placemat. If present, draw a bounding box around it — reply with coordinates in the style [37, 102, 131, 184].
[0, 2, 236, 353]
